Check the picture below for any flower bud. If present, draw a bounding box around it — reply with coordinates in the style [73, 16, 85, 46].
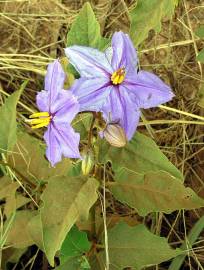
[81, 150, 94, 175]
[103, 123, 127, 148]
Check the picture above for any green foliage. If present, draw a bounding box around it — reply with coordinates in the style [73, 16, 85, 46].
[60, 225, 91, 264]
[56, 256, 91, 270]
[0, 176, 30, 219]
[0, 176, 19, 217]
[197, 48, 204, 63]
[57, 225, 91, 269]
[100, 132, 183, 181]
[195, 26, 204, 38]
[5, 210, 36, 249]
[2, 247, 27, 270]
[98, 222, 182, 270]
[8, 131, 72, 184]
[110, 169, 204, 216]
[30, 176, 99, 266]
[73, 113, 93, 140]
[68, 162, 82, 177]
[130, 0, 178, 46]
[27, 214, 44, 251]
[66, 2, 109, 50]
[169, 215, 204, 270]
[0, 81, 27, 154]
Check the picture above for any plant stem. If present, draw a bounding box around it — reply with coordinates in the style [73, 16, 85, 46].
[87, 112, 96, 148]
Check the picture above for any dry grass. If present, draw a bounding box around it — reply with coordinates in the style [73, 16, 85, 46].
[0, 0, 204, 269]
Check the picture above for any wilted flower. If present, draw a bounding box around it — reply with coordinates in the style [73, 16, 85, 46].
[29, 59, 81, 166]
[65, 31, 174, 140]
[103, 123, 127, 148]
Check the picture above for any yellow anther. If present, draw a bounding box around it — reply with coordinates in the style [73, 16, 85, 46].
[28, 111, 51, 129]
[29, 112, 50, 118]
[31, 121, 50, 129]
[111, 68, 126, 85]
[30, 117, 51, 125]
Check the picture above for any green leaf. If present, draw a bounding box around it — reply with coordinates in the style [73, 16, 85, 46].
[66, 2, 109, 49]
[5, 210, 37, 249]
[130, 0, 178, 46]
[73, 113, 93, 141]
[40, 176, 99, 266]
[27, 214, 44, 251]
[8, 131, 71, 184]
[68, 162, 82, 177]
[60, 225, 91, 264]
[0, 176, 31, 218]
[110, 169, 204, 216]
[99, 222, 182, 270]
[195, 26, 204, 38]
[100, 132, 183, 181]
[56, 256, 91, 270]
[197, 48, 204, 63]
[2, 247, 27, 269]
[169, 215, 204, 270]
[0, 81, 27, 153]
[0, 176, 19, 217]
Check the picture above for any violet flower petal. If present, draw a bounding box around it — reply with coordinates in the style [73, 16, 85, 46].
[65, 46, 113, 78]
[36, 90, 49, 112]
[44, 59, 66, 110]
[71, 77, 113, 111]
[36, 59, 66, 113]
[124, 70, 174, 109]
[102, 87, 141, 140]
[51, 122, 81, 159]
[44, 124, 63, 167]
[52, 90, 79, 124]
[110, 31, 138, 74]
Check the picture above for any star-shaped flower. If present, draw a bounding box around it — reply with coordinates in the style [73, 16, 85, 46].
[29, 59, 81, 166]
[65, 31, 174, 140]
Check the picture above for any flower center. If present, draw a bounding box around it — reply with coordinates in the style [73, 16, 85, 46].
[29, 112, 51, 129]
[111, 67, 126, 85]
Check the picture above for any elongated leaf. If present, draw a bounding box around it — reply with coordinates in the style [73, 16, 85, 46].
[0, 81, 27, 153]
[41, 176, 99, 266]
[66, 2, 109, 49]
[99, 222, 182, 270]
[8, 131, 71, 184]
[110, 169, 204, 216]
[100, 132, 183, 181]
[60, 225, 91, 264]
[130, 0, 178, 45]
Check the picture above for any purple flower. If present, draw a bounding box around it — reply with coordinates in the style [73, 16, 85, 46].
[65, 31, 174, 140]
[29, 59, 81, 166]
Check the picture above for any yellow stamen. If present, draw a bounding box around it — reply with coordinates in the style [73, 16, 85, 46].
[31, 121, 50, 129]
[111, 68, 126, 85]
[28, 111, 51, 129]
[29, 112, 50, 118]
[30, 117, 51, 125]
